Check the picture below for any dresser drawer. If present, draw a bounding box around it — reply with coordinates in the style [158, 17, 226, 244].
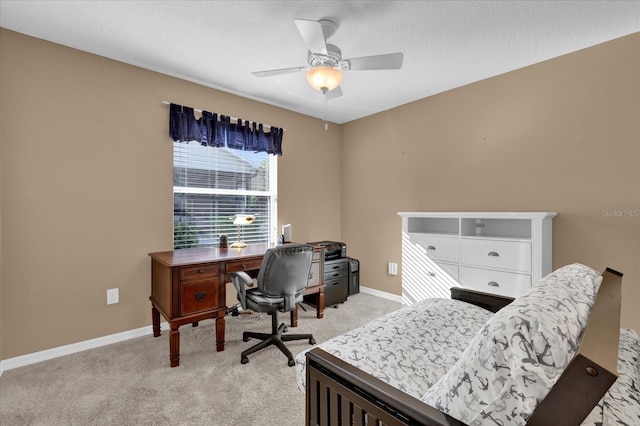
[410, 233, 459, 263]
[433, 261, 459, 281]
[421, 261, 459, 291]
[225, 258, 263, 273]
[459, 266, 531, 298]
[181, 280, 219, 315]
[460, 239, 531, 272]
[180, 264, 219, 282]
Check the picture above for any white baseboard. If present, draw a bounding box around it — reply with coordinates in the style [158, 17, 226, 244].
[0, 321, 170, 375]
[0, 289, 399, 375]
[359, 286, 402, 303]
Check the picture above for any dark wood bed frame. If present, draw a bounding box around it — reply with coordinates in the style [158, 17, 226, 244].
[305, 268, 623, 426]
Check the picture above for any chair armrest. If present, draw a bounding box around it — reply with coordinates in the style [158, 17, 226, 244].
[231, 271, 254, 310]
[450, 287, 514, 313]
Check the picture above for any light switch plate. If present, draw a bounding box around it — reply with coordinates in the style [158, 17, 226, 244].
[388, 262, 398, 275]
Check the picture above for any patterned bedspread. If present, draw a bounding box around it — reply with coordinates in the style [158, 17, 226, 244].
[295, 298, 493, 398]
[295, 298, 640, 425]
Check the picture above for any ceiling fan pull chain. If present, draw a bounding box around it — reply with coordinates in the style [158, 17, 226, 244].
[323, 89, 329, 131]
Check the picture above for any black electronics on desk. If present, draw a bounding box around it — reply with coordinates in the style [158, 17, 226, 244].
[306, 241, 350, 307]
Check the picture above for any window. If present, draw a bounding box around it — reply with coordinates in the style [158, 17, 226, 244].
[173, 141, 277, 250]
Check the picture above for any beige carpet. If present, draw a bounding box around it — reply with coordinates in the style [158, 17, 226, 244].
[0, 293, 400, 425]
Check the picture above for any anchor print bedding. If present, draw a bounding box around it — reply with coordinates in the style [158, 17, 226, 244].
[295, 297, 493, 398]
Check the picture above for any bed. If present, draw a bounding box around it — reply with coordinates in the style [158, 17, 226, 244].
[295, 263, 640, 425]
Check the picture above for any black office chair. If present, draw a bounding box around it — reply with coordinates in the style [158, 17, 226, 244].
[231, 244, 316, 366]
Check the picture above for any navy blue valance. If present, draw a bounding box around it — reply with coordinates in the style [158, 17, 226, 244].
[169, 103, 283, 156]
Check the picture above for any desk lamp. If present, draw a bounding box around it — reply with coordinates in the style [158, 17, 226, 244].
[230, 214, 255, 248]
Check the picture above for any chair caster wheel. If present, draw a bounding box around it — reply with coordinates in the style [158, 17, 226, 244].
[283, 326, 288, 333]
[243, 336, 250, 342]
[309, 338, 316, 345]
[288, 358, 295, 367]
[241, 356, 249, 364]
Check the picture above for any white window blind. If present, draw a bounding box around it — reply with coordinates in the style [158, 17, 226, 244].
[173, 141, 277, 249]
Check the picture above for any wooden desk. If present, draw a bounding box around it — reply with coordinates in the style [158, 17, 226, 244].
[148, 244, 325, 367]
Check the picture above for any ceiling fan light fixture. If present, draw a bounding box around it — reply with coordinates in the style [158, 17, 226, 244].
[306, 66, 343, 92]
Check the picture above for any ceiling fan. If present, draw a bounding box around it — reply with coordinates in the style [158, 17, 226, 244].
[252, 18, 404, 99]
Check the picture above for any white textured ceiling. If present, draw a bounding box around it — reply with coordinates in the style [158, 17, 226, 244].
[1, 1, 639, 124]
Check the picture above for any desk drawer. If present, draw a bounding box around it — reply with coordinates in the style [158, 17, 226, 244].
[226, 258, 263, 273]
[308, 261, 321, 287]
[325, 260, 348, 273]
[180, 264, 219, 282]
[181, 280, 219, 315]
[325, 277, 348, 306]
[324, 260, 348, 280]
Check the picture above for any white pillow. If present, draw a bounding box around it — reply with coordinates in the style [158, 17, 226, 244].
[421, 263, 602, 426]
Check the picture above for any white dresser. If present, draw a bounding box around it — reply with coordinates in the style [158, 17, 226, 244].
[398, 212, 557, 305]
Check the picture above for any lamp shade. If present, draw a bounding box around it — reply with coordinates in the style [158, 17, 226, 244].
[306, 66, 343, 92]
[232, 214, 256, 225]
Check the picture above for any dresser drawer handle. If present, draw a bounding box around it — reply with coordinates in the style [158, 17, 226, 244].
[427, 245, 436, 251]
[487, 281, 499, 287]
[197, 269, 205, 274]
[194, 292, 207, 302]
[488, 251, 500, 257]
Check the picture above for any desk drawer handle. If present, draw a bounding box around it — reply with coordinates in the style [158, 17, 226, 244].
[241, 264, 247, 269]
[487, 281, 499, 287]
[194, 292, 207, 302]
[488, 251, 500, 257]
[197, 269, 205, 274]
[427, 245, 436, 251]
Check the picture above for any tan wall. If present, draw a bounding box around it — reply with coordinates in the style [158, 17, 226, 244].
[1, 29, 638, 360]
[0, 29, 342, 359]
[341, 33, 640, 332]
[0, 129, 3, 361]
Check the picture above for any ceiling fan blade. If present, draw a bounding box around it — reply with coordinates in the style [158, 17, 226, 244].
[345, 52, 404, 70]
[251, 66, 307, 78]
[294, 19, 327, 55]
[326, 85, 343, 99]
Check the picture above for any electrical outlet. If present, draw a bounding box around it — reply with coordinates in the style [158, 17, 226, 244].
[106, 288, 119, 305]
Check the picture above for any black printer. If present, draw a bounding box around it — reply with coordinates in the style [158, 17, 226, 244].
[307, 241, 347, 260]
